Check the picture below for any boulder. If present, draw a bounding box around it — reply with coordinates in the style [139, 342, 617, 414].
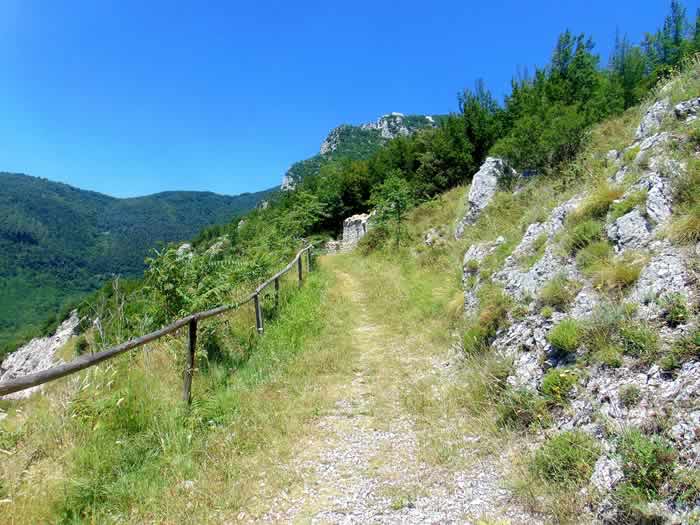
[635, 99, 670, 140]
[606, 209, 651, 251]
[455, 157, 517, 238]
[176, 243, 193, 258]
[341, 213, 371, 251]
[674, 97, 700, 122]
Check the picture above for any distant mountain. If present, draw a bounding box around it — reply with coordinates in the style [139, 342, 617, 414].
[281, 112, 445, 190]
[0, 172, 275, 352]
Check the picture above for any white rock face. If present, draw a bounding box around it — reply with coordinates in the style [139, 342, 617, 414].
[281, 171, 296, 191]
[591, 457, 624, 493]
[674, 97, 700, 122]
[606, 209, 651, 251]
[635, 99, 670, 140]
[360, 113, 411, 140]
[455, 157, 518, 238]
[0, 311, 79, 399]
[176, 243, 192, 258]
[341, 213, 371, 251]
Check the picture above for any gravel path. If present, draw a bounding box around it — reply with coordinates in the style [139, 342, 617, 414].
[243, 269, 542, 524]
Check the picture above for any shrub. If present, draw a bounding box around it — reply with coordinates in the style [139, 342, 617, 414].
[610, 190, 648, 220]
[572, 183, 624, 221]
[539, 274, 582, 312]
[622, 146, 640, 165]
[548, 319, 582, 353]
[562, 220, 603, 254]
[541, 306, 554, 319]
[541, 368, 578, 404]
[575, 240, 612, 274]
[496, 388, 550, 431]
[616, 429, 676, 500]
[659, 293, 689, 327]
[671, 467, 700, 506]
[530, 431, 601, 487]
[592, 345, 624, 368]
[592, 251, 645, 292]
[619, 385, 642, 408]
[357, 225, 390, 255]
[464, 259, 480, 274]
[620, 324, 659, 363]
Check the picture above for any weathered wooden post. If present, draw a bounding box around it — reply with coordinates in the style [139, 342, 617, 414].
[307, 246, 312, 272]
[274, 277, 280, 310]
[254, 293, 264, 335]
[183, 318, 197, 405]
[297, 254, 303, 287]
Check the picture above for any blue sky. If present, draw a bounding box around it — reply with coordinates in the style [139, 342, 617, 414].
[0, 1, 695, 198]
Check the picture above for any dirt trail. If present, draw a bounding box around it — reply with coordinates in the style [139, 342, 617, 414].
[244, 266, 541, 525]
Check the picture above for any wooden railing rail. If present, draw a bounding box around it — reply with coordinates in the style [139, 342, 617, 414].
[0, 244, 315, 402]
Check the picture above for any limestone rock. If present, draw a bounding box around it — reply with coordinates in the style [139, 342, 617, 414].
[341, 213, 371, 251]
[455, 157, 518, 238]
[674, 97, 700, 122]
[324, 240, 341, 253]
[281, 171, 296, 191]
[176, 243, 193, 258]
[0, 312, 79, 399]
[606, 209, 651, 251]
[591, 457, 624, 494]
[635, 99, 671, 140]
[462, 238, 504, 313]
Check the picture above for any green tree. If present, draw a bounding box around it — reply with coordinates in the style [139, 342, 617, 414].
[370, 171, 414, 249]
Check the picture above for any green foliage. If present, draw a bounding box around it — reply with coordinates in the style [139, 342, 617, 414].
[610, 190, 648, 220]
[620, 324, 660, 362]
[669, 159, 700, 243]
[530, 431, 601, 487]
[562, 219, 603, 254]
[463, 285, 511, 354]
[659, 292, 690, 327]
[592, 345, 624, 368]
[370, 171, 415, 248]
[519, 233, 548, 269]
[576, 240, 613, 274]
[616, 429, 676, 501]
[619, 385, 642, 408]
[541, 368, 578, 404]
[571, 183, 623, 221]
[592, 251, 646, 293]
[659, 329, 700, 371]
[539, 274, 582, 311]
[496, 388, 550, 431]
[548, 319, 583, 353]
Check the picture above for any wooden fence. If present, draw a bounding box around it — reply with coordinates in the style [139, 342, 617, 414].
[0, 244, 315, 403]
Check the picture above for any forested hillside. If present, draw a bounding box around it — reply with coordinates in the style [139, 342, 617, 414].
[0, 172, 274, 355]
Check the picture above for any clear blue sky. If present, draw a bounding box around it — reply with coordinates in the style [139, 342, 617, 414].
[0, 1, 695, 198]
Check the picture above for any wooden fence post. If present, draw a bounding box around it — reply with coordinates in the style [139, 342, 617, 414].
[254, 293, 264, 335]
[183, 318, 197, 405]
[307, 247, 312, 272]
[297, 255, 303, 288]
[274, 277, 280, 310]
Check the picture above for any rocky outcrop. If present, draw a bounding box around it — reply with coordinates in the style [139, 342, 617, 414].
[674, 97, 700, 121]
[0, 311, 79, 399]
[635, 99, 670, 140]
[605, 209, 651, 251]
[455, 158, 517, 238]
[341, 213, 371, 251]
[281, 171, 296, 191]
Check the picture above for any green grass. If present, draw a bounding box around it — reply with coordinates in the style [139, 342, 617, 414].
[547, 319, 582, 354]
[562, 219, 604, 254]
[496, 388, 550, 431]
[592, 344, 624, 368]
[592, 251, 646, 293]
[619, 385, 642, 408]
[570, 183, 624, 222]
[530, 431, 600, 487]
[463, 284, 511, 354]
[539, 274, 581, 312]
[659, 329, 700, 372]
[659, 292, 690, 327]
[609, 190, 648, 220]
[616, 429, 676, 501]
[541, 368, 578, 405]
[575, 240, 613, 275]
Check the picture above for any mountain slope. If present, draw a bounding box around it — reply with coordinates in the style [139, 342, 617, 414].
[0, 172, 275, 352]
[281, 113, 444, 189]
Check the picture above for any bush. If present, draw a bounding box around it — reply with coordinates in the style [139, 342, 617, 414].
[548, 319, 582, 353]
[357, 225, 390, 255]
[539, 274, 581, 312]
[659, 293, 689, 327]
[530, 431, 601, 487]
[562, 220, 603, 254]
[671, 467, 700, 506]
[541, 368, 578, 404]
[541, 306, 554, 319]
[576, 240, 612, 274]
[496, 388, 550, 431]
[619, 385, 642, 408]
[464, 259, 480, 274]
[616, 429, 676, 500]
